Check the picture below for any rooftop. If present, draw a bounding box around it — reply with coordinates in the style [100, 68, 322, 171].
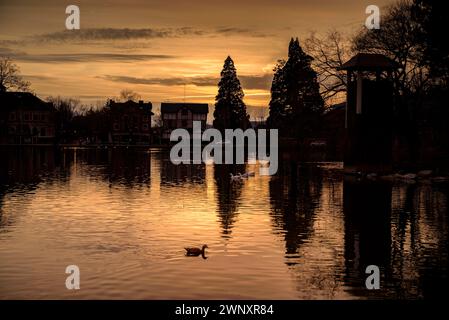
[0, 91, 55, 112]
[339, 53, 398, 71]
[161, 102, 209, 114]
[109, 99, 153, 114]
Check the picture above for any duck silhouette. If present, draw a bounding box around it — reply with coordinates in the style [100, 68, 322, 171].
[185, 244, 208, 258]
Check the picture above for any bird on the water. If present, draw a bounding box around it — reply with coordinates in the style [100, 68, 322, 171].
[185, 244, 208, 257]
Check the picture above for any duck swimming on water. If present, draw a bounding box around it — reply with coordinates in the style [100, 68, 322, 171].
[185, 244, 208, 257]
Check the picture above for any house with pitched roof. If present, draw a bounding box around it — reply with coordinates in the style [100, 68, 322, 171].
[0, 91, 56, 145]
[160, 102, 208, 140]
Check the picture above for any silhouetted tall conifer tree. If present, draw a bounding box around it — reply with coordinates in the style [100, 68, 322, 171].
[213, 56, 250, 132]
[267, 59, 287, 130]
[268, 38, 324, 137]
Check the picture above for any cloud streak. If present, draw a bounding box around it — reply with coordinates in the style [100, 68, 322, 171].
[27, 26, 269, 43]
[1, 50, 174, 63]
[34, 27, 205, 42]
[101, 75, 216, 87]
[239, 74, 273, 90]
[101, 73, 273, 90]
[214, 27, 270, 38]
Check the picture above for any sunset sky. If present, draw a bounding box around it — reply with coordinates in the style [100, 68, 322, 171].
[0, 0, 394, 117]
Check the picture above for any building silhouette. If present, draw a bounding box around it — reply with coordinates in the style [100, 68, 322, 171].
[107, 99, 153, 145]
[0, 91, 56, 145]
[161, 102, 208, 140]
[339, 53, 396, 173]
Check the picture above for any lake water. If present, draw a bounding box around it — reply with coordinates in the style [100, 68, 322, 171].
[0, 147, 448, 299]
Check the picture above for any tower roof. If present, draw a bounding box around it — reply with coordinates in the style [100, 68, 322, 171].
[339, 53, 397, 71]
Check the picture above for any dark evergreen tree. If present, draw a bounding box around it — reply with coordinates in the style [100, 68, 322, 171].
[267, 59, 286, 130]
[267, 38, 324, 137]
[213, 56, 250, 132]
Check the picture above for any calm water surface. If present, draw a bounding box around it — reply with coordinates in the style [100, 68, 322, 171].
[0, 147, 448, 299]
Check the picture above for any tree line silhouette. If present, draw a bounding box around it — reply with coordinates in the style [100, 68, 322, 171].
[1, 0, 447, 166]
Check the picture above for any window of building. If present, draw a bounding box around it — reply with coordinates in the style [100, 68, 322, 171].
[193, 114, 205, 120]
[113, 123, 120, 131]
[23, 113, 30, 121]
[40, 127, 46, 136]
[181, 109, 188, 116]
[33, 113, 39, 121]
[164, 113, 176, 120]
[9, 113, 16, 121]
[182, 120, 187, 127]
[22, 124, 30, 134]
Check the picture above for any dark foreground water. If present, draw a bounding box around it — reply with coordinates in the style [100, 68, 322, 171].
[0, 147, 448, 299]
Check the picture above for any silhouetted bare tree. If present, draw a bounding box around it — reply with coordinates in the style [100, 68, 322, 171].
[304, 31, 350, 105]
[412, 0, 449, 83]
[152, 114, 163, 128]
[0, 57, 31, 92]
[119, 89, 141, 102]
[352, 0, 430, 96]
[47, 96, 81, 143]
